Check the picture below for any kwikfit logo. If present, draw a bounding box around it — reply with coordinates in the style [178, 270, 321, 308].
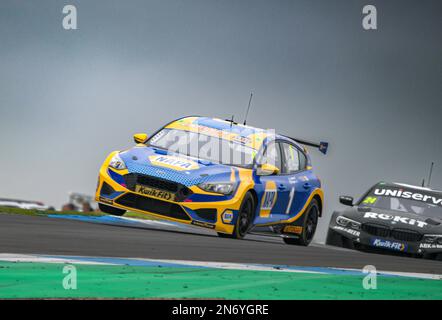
[374, 188, 442, 207]
[363, 212, 428, 228]
[371, 238, 406, 251]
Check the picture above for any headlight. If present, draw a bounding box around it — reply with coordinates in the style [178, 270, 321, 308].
[422, 235, 442, 244]
[336, 216, 361, 230]
[198, 182, 236, 195]
[109, 153, 126, 170]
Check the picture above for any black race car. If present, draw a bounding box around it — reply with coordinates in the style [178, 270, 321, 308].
[326, 182, 442, 260]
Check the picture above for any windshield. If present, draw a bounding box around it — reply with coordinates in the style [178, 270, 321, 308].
[360, 186, 442, 219]
[148, 128, 257, 168]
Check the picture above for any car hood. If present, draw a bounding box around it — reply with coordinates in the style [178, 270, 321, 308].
[340, 207, 442, 232]
[118, 146, 238, 186]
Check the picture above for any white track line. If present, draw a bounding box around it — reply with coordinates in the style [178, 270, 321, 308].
[0, 253, 441, 280]
[0, 253, 116, 265]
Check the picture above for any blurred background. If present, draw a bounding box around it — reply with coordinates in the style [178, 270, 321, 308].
[0, 0, 441, 241]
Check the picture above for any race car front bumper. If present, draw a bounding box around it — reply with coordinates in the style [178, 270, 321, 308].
[327, 224, 442, 258]
[95, 156, 248, 235]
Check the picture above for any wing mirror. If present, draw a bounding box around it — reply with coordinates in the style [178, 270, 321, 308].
[339, 196, 354, 207]
[133, 133, 148, 144]
[257, 163, 280, 176]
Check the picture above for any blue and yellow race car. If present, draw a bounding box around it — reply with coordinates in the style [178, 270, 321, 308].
[96, 116, 328, 245]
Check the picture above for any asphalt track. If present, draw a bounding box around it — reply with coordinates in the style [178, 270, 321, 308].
[1, 213, 441, 274]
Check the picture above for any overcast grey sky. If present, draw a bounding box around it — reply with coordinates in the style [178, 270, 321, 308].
[0, 0, 441, 241]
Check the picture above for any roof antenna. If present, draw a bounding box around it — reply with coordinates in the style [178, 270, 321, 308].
[230, 115, 234, 129]
[243, 92, 253, 125]
[427, 162, 434, 187]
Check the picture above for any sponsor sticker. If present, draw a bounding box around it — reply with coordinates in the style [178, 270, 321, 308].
[259, 181, 278, 218]
[232, 135, 252, 145]
[99, 197, 113, 205]
[419, 243, 442, 249]
[362, 196, 378, 205]
[374, 188, 442, 207]
[333, 225, 360, 237]
[135, 185, 176, 201]
[370, 238, 407, 252]
[363, 212, 428, 228]
[222, 210, 234, 223]
[193, 124, 224, 138]
[191, 221, 216, 229]
[149, 130, 166, 144]
[261, 190, 277, 210]
[299, 176, 309, 182]
[283, 225, 303, 234]
[149, 155, 199, 171]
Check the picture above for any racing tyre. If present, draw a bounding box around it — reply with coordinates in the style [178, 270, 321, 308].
[283, 199, 319, 246]
[98, 203, 126, 216]
[217, 192, 255, 240]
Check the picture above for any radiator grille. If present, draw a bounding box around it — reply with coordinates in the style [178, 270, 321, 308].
[362, 223, 422, 242]
[124, 173, 192, 201]
[115, 193, 190, 221]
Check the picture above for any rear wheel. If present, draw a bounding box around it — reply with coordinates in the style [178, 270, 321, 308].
[98, 203, 126, 216]
[217, 192, 255, 239]
[283, 199, 319, 246]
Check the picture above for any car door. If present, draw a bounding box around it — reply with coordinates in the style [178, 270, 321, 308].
[279, 142, 312, 219]
[254, 141, 291, 224]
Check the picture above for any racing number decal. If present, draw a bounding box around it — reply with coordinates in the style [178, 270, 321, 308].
[285, 187, 295, 214]
[363, 196, 378, 204]
[260, 181, 277, 218]
[262, 191, 277, 210]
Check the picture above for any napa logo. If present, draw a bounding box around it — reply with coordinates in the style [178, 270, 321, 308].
[149, 155, 199, 171]
[370, 238, 407, 252]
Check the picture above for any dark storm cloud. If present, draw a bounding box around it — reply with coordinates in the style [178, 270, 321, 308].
[0, 0, 441, 241]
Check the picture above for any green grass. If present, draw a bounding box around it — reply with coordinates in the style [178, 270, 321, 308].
[0, 206, 98, 217]
[1, 261, 441, 299]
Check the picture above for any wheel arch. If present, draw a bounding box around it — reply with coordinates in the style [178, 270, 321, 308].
[247, 188, 259, 218]
[312, 194, 323, 217]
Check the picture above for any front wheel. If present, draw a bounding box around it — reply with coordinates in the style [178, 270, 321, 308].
[98, 203, 126, 216]
[283, 199, 319, 246]
[217, 192, 255, 239]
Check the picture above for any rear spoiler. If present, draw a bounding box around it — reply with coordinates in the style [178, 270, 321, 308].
[284, 136, 329, 155]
